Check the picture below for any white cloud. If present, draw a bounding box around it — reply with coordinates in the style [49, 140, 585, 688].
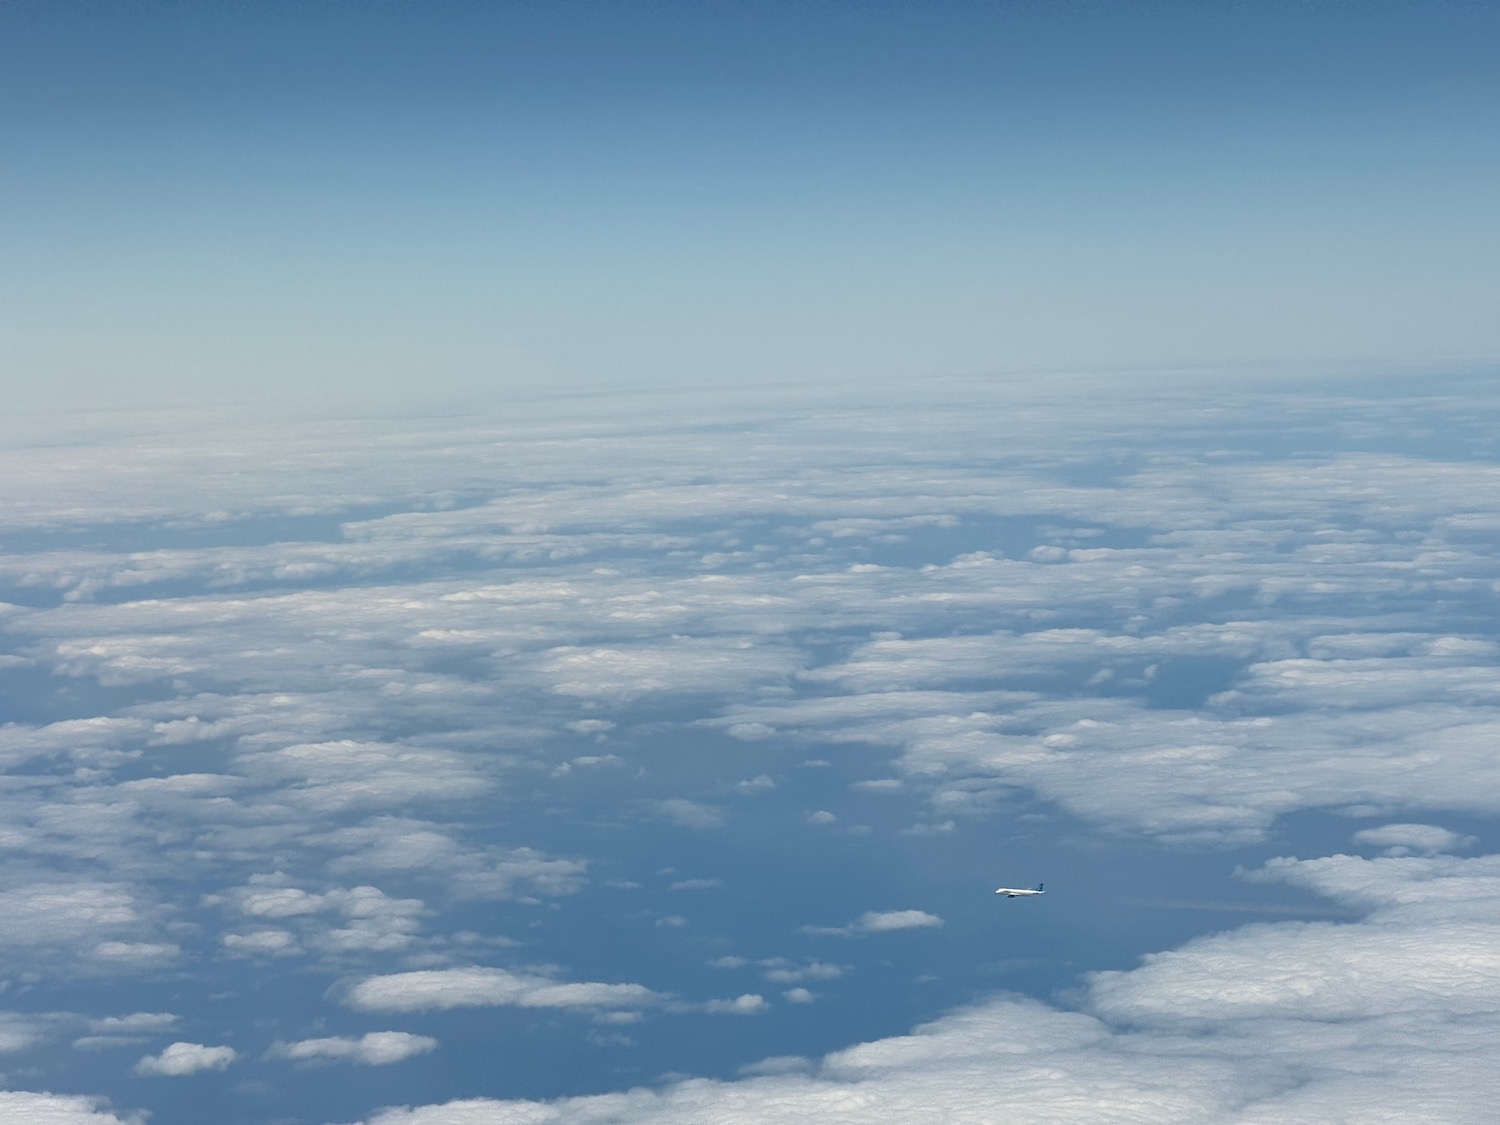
[805, 910, 944, 937]
[726, 723, 775, 741]
[669, 878, 724, 892]
[704, 994, 768, 1015]
[221, 930, 302, 958]
[853, 910, 943, 933]
[342, 967, 662, 1014]
[238, 740, 490, 811]
[93, 941, 178, 963]
[1352, 822, 1476, 856]
[208, 878, 426, 958]
[564, 720, 615, 735]
[268, 1031, 438, 1066]
[0, 1091, 141, 1123]
[319, 819, 587, 900]
[133, 1041, 237, 1076]
[648, 799, 726, 830]
[0, 1013, 43, 1054]
[539, 638, 799, 702]
[73, 1012, 179, 1051]
[0, 883, 160, 969]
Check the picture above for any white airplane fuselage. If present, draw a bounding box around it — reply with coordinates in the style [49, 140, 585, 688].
[995, 883, 1045, 898]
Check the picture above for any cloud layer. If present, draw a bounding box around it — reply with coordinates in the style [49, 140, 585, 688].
[3, 379, 1500, 1122]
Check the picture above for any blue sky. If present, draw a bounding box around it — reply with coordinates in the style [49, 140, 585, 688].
[3, 1, 1497, 406]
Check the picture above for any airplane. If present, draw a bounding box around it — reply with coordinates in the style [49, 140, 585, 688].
[995, 883, 1045, 898]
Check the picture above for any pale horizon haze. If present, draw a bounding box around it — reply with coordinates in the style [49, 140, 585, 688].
[3, 0, 1497, 409]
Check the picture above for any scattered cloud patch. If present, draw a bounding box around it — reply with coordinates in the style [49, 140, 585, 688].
[1352, 822, 1476, 856]
[342, 967, 662, 1014]
[668, 878, 724, 892]
[853, 910, 944, 933]
[762, 962, 845, 984]
[222, 930, 301, 958]
[73, 1012, 179, 1051]
[133, 1041, 237, 1076]
[93, 941, 178, 964]
[805, 910, 944, 937]
[268, 1031, 438, 1066]
[704, 994, 768, 1015]
[564, 720, 615, 735]
[0, 1092, 140, 1123]
[649, 799, 727, 830]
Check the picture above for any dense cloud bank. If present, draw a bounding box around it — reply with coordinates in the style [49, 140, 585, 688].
[1, 377, 1498, 1121]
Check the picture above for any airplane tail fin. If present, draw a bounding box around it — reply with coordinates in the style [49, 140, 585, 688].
[1037, 883, 1044, 892]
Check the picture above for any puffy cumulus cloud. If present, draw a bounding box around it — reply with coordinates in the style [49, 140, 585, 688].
[343, 848, 1500, 1125]
[1091, 852, 1500, 1028]
[209, 877, 426, 956]
[0, 1091, 142, 1124]
[756, 694, 1500, 844]
[0, 882, 164, 969]
[0, 716, 150, 769]
[267, 1031, 438, 1066]
[319, 820, 588, 901]
[133, 1041, 237, 1076]
[1352, 822, 1476, 856]
[342, 967, 662, 1014]
[1244, 851, 1500, 915]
